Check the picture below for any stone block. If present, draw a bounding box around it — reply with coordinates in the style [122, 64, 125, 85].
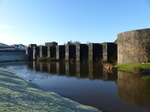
[65, 45, 76, 61]
[117, 28, 150, 64]
[56, 45, 65, 61]
[39, 46, 47, 58]
[88, 43, 102, 62]
[76, 44, 88, 62]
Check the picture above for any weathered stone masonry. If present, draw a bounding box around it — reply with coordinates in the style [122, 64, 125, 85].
[26, 28, 150, 64]
[26, 42, 117, 62]
[117, 28, 150, 65]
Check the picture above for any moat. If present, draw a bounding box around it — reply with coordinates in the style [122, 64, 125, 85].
[1, 61, 150, 112]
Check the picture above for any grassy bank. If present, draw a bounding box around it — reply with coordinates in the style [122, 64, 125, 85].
[114, 63, 150, 74]
[0, 67, 101, 112]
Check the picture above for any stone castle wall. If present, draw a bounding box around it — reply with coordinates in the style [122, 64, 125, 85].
[26, 42, 117, 62]
[117, 28, 150, 65]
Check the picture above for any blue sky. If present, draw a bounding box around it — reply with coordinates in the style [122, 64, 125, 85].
[0, 0, 150, 45]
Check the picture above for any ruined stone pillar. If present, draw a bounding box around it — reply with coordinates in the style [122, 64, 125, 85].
[56, 45, 65, 61]
[65, 45, 76, 61]
[47, 46, 56, 58]
[26, 47, 33, 61]
[33, 46, 39, 61]
[39, 46, 47, 58]
[76, 44, 88, 62]
[102, 43, 117, 63]
[76, 62, 80, 78]
[88, 43, 102, 62]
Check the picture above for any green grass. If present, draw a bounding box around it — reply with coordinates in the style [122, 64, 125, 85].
[114, 63, 150, 73]
[142, 75, 150, 78]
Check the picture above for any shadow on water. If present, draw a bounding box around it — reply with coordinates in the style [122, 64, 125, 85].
[1, 61, 150, 112]
[117, 71, 150, 107]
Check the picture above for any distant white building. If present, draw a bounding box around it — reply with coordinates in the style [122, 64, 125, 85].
[12, 44, 26, 50]
[0, 43, 26, 51]
[0, 43, 10, 47]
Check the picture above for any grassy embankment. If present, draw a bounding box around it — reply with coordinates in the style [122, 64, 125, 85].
[114, 63, 150, 75]
[0, 67, 101, 112]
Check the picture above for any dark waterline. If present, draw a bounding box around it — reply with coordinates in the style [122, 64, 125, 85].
[1, 61, 150, 112]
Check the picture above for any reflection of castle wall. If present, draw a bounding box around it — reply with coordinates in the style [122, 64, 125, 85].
[39, 62, 47, 72]
[76, 62, 80, 78]
[47, 63, 56, 74]
[26, 62, 33, 70]
[56, 62, 65, 75]
[117, 71, 150, 107]
[28, 62, 117, 81]
[80, 62, 89, 78]
[76, 62, 88, 78]
[33, 61, 36, 71]
[65, 62, 76, 77]
[88, 62, 103, 80]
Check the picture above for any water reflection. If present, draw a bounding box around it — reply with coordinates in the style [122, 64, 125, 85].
[28, 61, 118, 81]
[117, 71, 150, 107]
[1, 61, 150, 112]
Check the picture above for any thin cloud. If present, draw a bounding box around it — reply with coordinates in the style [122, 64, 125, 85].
[0, 25, 12, 29]
[0, 34, 15, 38]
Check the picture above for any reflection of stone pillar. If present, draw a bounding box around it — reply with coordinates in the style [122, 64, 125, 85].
[60, 63, 65, 75]
[56, 62, 65, 75]
[65, 62, 69, 77]
[39, 63, 43, 72]
[76, 44, 88, 62]
[47, 63, 51, 73]
[88, 62, 93, 80]
[88, 43, 102, 62]
[117, 71, 150, 107]
[102, 65, 108, 81]
[76, 62, 80, 78]
[56, 62, 60, 75]
[65, 45, 76, 61]
[69, 63, 76, 77]
[33, 61, 36, 71]
[51, 63, 56, 74]
[80, 63, 89, 78]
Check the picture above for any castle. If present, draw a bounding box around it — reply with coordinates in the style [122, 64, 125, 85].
[26, 28, 150, 64]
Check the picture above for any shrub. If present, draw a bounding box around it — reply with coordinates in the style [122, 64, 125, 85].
[37, 57, 48, 61]
[49, 57, 58, 62]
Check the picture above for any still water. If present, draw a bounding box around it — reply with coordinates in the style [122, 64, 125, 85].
[0, 61, 150, 112]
